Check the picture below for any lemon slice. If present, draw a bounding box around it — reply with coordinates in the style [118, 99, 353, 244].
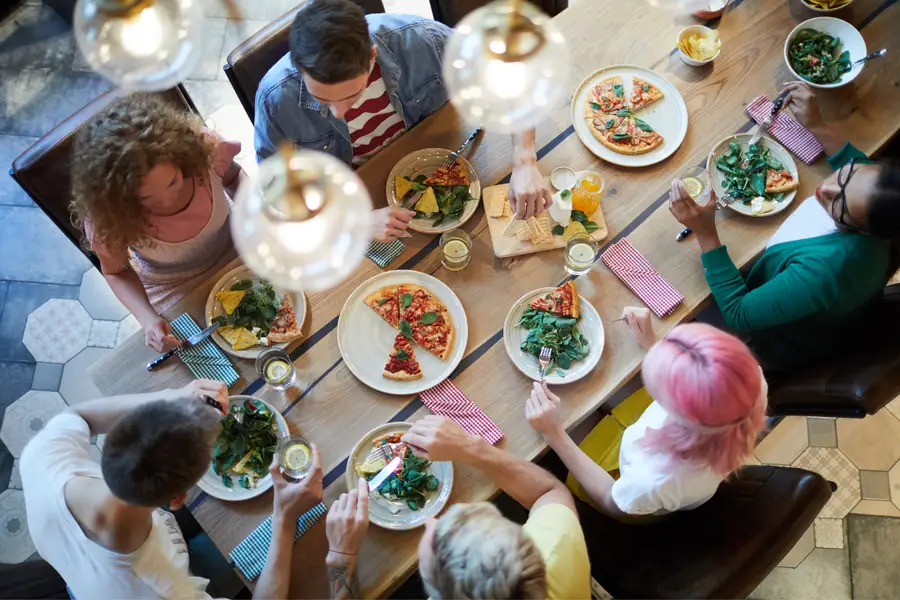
[266, 360, 291, 383]
[682, 177, 704, 199]
[563, 221, 588, 241]
[283, 443, 310, 471]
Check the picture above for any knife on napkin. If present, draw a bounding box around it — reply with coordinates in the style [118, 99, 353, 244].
[146, 322, 220, 371]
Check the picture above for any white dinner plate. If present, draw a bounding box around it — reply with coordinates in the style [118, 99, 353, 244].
[345, 422, 453, 530]
[337, 270, 468, 395]
[197, 395, 290, 502]
[503, 288, 604, 384]
[571, 65, 689, 167]
[386, 148, 482, 235]
[204, 265, 306, 359]
[707, 134, 799, 218]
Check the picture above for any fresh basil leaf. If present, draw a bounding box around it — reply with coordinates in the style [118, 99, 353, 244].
[231, 279, 253, 291]
[584, 221, 599, 233]
[750, 172, 766, 196]
[399, 293, 413, 310]
[419, 312, 438, 325]
[551, 224, 565, 236]
[376, 297, 391, 306]
[611, 131, 631, 140]
[570, 210, 588, 223]
[634, 118, 654, 132]
[399, 319, 414, 340]
[240, 474, 251, 489]
[590, 101, 603, 111]
[395, 349, 410, 361]
[560, 189, 572, 201]
[221, 474, 233, 488]
[613, 83, 624, 98]
[604, 118, 615, 130]
[642, 84, 649, 92]
[614, 108, 632, 117]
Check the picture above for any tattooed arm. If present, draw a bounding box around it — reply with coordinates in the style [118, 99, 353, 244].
[325, 478, 370, 599]
[326, 552, 360, 599]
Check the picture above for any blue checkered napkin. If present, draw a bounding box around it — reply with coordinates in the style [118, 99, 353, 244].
[170, 313, 240, 387]
[230, 502, 328, 579]
[366, 239, 405, 268]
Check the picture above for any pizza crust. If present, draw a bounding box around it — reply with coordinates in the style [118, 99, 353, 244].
[383, 368, 423, 381]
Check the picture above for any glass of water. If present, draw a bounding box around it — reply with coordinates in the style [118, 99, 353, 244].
[565, 232, 599, 276]
[440, 229, 471, 271]
[277, 435, 312, 482]
[680, 166, 712, 206]
[255, 347, 296, 391]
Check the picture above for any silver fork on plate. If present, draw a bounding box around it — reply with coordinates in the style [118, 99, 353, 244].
[538, 347, 552, 381]
[442, 126, 483, 169]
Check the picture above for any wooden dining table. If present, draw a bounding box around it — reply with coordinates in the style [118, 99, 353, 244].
[90, 0, 900, 596]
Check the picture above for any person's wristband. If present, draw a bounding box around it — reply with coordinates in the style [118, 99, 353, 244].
[328, 549, 357, 556]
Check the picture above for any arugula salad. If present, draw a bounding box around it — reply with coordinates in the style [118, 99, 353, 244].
[518, 308, 590, 375]
[212, 398, 279, 490]
[788, 29, 852, 85]
[211, 279, 279, 337]
[715, 141, 788, 205]
[377, 451, 439, 511]
[397, 174, 475, 227]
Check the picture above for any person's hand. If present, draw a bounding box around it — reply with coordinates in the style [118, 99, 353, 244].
[179, 379, 228, 413]
[668, 179, 717, 238]
[326, 477, 369, 558]
[401, 415, 480, 462]
[508, 161, 552, 220]
[371, 206, 415, 243]
[144, 317, 180, 352]
[272, 444, 323, 524]
[622, 306, 655, 349]
[780, 81, 826, 132]
[525, 382, 565, 442]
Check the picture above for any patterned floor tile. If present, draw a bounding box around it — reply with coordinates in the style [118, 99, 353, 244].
[860, 470, 892, 501]
[755, 416, 809, 466]
[88, 320, 119, 349]
[116, 314, 141, 347]
[30, 362, 63, 391]
[218, 19, 270, 81]
[793, 447, 860, 519]
[814, 518, 844, 549]
[9, 458, 21, 490]
[0, 390, 66, 457]
[78, 268, 129, 321]
[0, 206, 91, 285]
[0, 489, 34, 563]
[59, 347, 113, 406]
[0, 281, 79, 363]
[750, 548, 851, 600]
[836, 411, 900, 471]
[0, 361, 36, 415]
[23, 299, 91, 363]
[0, 134, 38, 206]
[777, 524, 814, 568]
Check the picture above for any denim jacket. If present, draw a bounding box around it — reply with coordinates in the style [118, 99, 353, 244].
[254, 14, 452, 165]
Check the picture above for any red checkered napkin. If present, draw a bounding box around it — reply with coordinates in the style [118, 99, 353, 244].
[601, 238, 684, 318]
[420, 380, 504, 445]
[746, 95, 823, 164]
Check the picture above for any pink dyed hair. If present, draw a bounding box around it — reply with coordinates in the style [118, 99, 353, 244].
[639, 323, 766, 476]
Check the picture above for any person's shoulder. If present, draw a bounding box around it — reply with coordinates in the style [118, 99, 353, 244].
[21, 412, 88, 465]
[368, 13, 450, 47]
[256, 52, 303, 110]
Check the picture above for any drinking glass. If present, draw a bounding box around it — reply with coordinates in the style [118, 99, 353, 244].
[680, 166, 712, 206]
[440, 229, 471, 271]
[255, 347, 296, 391]
[571, 171, 604, 214]
[277, 435, 312, 482]
[565, 232, 599, 276]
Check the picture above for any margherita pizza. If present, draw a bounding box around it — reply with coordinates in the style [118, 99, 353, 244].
[398, 284, 454, 361]
[584, 75, 666, 156]
[267, 293, 303, 343]
[765, 168, 799, 194]
[628, 77, 664, 111]
[383, 333, 423, 381]
[529, 281, 580, 318]
[364, 285, 400, 328]
[586, 76, 628, 115]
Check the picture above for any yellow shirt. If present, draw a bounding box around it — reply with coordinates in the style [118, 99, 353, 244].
[522, 503, 591, 600]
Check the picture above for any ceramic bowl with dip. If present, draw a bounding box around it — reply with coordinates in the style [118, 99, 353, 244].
[550, 166, 577, 191]
[677, 25, 722, 66]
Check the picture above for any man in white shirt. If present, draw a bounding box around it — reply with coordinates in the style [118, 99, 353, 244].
[20, 379, 322, 600]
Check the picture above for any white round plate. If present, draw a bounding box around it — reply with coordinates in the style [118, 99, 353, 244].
[386, 148, 482, 234]
[337, 270, 468, 395]
[503, 288, 604, 384]
[784, 17, 866, 89]
[197, 395, 290, 502]
[345, 422, 453, 530]
[205, 265, 306, 359]
[571, 65, 689, 167]
[707, 134, 799, 218]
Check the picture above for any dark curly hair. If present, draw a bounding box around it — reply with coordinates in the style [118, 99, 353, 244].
[867, 159, 900, 239]
[70, 93, 215, 256]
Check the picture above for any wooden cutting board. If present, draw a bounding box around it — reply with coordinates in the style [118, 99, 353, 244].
[481, 181, 609, 259]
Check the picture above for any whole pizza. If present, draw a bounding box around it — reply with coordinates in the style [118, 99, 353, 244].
[585, 75, 665, 155]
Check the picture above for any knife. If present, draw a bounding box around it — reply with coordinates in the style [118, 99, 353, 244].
[368, 456, 402, 492]
[748, 90, 789, 146]
[146, 322, 220, 371]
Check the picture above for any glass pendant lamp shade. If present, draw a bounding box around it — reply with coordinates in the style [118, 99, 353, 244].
[231, 150, 373, 293]
[74, 0, 203, 91]
[442, 0, 569, 134]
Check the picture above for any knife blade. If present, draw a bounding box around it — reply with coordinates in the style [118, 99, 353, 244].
[146, 322, 220, 371]
[368, 456, 402, 492]
[749, 90, 790, 146]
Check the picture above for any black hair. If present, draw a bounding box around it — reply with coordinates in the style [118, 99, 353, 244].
[289, 0, 371, 84]
[867, 159, 900, 239]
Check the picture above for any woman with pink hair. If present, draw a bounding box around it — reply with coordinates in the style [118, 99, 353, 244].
[527, 314, 767, 518]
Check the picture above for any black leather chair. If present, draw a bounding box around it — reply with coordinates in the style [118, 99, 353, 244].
[429, 0, 568, 27]
[223, 0, 385, 123]
[9, 85, 199, 270]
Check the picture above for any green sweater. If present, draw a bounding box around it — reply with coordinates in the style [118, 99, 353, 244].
[700, 144, 889, 371]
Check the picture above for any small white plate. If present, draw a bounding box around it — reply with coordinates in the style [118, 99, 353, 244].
[197, 395, 290, 502]
[386, 148, 482, 235]
[571, 65, 689, 168]
[785, 17, 866, 89]
[707, 134, 799, 218]
[345, 422, 453, 530]
[503, 288, 604, 384]
[337, 270, 468, 395]
[204, 265, 306, 360]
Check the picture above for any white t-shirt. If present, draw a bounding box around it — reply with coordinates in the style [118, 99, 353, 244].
[20, 413, 214, 600]
[766, 196, 838, 249]
[610, 402, 724, 515]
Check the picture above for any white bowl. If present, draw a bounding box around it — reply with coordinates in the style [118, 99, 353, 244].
[677, 25, 721, 67]
[799, 0, 856, 13]
[784, 17, 866, 89]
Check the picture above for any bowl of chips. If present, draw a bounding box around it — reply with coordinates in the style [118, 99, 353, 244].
[800, 0, 855, 12]
[677, 25, 722, 66]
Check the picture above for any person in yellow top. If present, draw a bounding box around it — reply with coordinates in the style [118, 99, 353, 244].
[402, 416, 591, 600]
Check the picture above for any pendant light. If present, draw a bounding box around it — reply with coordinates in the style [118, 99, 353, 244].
[231, 148, 373, 293]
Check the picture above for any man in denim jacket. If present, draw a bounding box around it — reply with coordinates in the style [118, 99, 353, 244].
[255, 0, 550, 242]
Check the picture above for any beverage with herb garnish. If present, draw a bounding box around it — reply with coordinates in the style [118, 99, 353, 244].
[255, 347, 296, 391]
[565, 232, 599, 276]
[277, 435, 312, 482]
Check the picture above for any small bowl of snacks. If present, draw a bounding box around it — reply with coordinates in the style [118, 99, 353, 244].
[784, 17, 866, 88]
[692, 0, 730, 19]
[677, 25, 722, 66]
[799, 0, 856, 12]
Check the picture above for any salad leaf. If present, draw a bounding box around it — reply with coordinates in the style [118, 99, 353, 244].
[399, 319, 414, 340]
[419, 312, 437, 325]
[551, 224, 565, 236]
[213, 399, 277, 490]
[517, 307, 590, 372]
[788, 28, 852, 84]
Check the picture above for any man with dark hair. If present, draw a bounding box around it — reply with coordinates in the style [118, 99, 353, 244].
[255, 0, 550, 242]
[21, 379, 322, 599]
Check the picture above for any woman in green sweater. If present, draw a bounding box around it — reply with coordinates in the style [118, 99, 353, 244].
[670, 82, 900, 372]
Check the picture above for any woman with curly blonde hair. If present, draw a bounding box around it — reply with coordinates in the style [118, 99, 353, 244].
[71, 94, 244, 352]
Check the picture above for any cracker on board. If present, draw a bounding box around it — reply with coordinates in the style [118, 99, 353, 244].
[484, 186, 508, 218]
[528, 214, 553, 245]
[515, 220, 532, 241]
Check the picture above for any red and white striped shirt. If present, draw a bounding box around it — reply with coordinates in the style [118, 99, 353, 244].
[345, 63, 406, 166]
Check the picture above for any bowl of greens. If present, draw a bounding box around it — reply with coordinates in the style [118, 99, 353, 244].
[784, 17, 866, 88]
[503, 287, 604, 385]
[197, 395, 290, 501]
[386, 148, 481, 235]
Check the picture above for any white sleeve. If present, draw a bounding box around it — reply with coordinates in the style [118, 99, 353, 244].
[20, 412, 95, 486]
[610, 473, 669, 515]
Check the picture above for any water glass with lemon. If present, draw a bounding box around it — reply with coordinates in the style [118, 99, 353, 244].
[680, 166, 712, 206]
[277, 435, 313, 482]
[255, 347, 296, 391]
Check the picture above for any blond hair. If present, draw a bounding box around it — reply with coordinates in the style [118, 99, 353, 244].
[421, 502, 547, 599]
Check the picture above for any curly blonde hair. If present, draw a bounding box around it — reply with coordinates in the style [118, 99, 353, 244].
[70, 93, 216, 256]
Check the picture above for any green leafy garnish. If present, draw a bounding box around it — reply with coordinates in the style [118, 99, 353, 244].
[714, 141, 790, 205]
[399, 293, 413, 311]
[419, 312, 437, 325]
[584, 221, 600, 233]
[570, 210, 588, 223]
[517, 307, 590, 371]
[788, 28, 852, 85]
[368, 450, 439, 511]
[213, 399, 277, 490]
[221, 474, 233, 488]
[215, 280, 279, 337]
[399, 319, 414, 340]
[395, 349, 410, 361]
[614, 108, 632, 117]
[634, 118, 654, 132]
[590, 101, 603, 111]
[560, 189, 572, 201]
[231, 279, 253, 291]
[642, 84, 649, 92]
[611, 131, 631, 140]
[613, 83, 624, 98]
[376, 297, 391, 306]
[551, 224, 565, 236]
[604, 118, 616, 130]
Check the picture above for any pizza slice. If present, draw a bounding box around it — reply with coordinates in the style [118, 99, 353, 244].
[585, 110, 629, 146]
[587, 76, 628, 115]
[398, 285, 455, 360]
[267, 293, 303, 343]
[363, 285, 400, 328]
[382, 333, 423, 381]
[529, 281, 580, 318]
[628, 77, 664, 111]
[629, 117, 665, 154]
[765, 168, 799, 193]
[424, 162, 469, 186]
[595, 116, 637, 155]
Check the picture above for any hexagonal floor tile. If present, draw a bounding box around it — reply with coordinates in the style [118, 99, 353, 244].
[78, 268, 129, 321]
[756, 416, 809, 466]
[0, 390, 67, 458]
[23, 299, 91, 363]
[836, 410, 900, 471]
[117, 314, 141, 347]
[0, 489, 35, 563]
[793, 447, 860, 519]
[59, 347, 114, 406]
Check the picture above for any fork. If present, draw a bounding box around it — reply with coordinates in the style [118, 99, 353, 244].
[442, 126, 483, 169]
[538, 347, 552, 381]
[370, 444, 393, 462]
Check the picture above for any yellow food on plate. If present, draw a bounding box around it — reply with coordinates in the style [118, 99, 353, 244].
[563, 221, 588, 241]
[395, 176, 414, 200]
[678, 30, 721, 60]
[218, 325, 239, 346]
[232, 327, 259, 351]
[215, 290, 246, 315]
[803, 0, 851, 8]
[415, 187, 440, 213]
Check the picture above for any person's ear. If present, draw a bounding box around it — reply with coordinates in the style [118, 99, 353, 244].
[370, 45, 377, 66]
[168, 492, 187, 511]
